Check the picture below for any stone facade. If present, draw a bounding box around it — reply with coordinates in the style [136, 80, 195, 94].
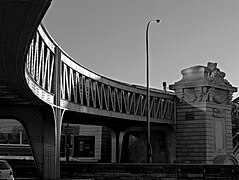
[170, 62, 238, 164]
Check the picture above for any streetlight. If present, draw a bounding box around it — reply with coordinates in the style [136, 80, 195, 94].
[146, 19, 161, 163]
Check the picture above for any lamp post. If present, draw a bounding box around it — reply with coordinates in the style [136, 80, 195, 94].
[146, 19, 161, 163]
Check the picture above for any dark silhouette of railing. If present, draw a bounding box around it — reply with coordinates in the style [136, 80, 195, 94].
[60, 163, 239, 180]
[5, 160, 239, 180]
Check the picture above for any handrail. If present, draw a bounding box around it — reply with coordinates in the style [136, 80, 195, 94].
[25, 24, 177, 122]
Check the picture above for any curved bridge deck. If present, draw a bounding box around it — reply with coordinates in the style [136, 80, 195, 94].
[25, 25, 177, 125]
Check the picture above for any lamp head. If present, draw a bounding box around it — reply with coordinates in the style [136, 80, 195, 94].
[156, 19, 161, 23]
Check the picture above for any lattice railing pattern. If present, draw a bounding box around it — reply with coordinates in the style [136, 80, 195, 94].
[26, 25, 55, 94]
[25, 25, 176, 121]
[61, 52, 175, 120]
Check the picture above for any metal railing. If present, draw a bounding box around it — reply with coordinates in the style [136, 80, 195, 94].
[25, 24, 177, 123]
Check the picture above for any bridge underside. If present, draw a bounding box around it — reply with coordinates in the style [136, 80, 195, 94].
[62, 110, 176, 164]
[63, 109, 173, 128]
[0, 104, 176, 169]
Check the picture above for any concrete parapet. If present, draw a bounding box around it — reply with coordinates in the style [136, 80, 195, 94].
[170, 62, 237, 164]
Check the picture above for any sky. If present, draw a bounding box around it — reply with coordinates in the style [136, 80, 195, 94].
[42, 0, 239, 98]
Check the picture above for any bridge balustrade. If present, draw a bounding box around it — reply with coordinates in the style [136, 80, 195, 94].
[25, 25, 55, 104]
[25, 24, 176, 123]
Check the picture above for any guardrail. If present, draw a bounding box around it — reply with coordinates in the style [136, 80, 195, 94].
[25, 24, 177, 123]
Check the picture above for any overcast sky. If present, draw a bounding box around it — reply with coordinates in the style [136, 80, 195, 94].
[42, 0, 239, 98]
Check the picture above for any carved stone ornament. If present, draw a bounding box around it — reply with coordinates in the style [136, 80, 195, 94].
[213, 108, 225, 118]
[182, 87, 213, 103]
[207, 62, 231, 86]
[182, 92, 197, 103]
[213, 94, 231, 105]
[195, 87, 211, 102]
[170, 62, 237, 105]
[182, 86, 231, 105]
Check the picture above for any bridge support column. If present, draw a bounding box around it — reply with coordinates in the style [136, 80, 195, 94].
[50, 45, 65, 179]
[52, 107, 65, 179]
[0, 106, 58, 179]
[24, 106, 64, 179]
[109, 128, 125, 163]
[170, 62, 238, 164]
